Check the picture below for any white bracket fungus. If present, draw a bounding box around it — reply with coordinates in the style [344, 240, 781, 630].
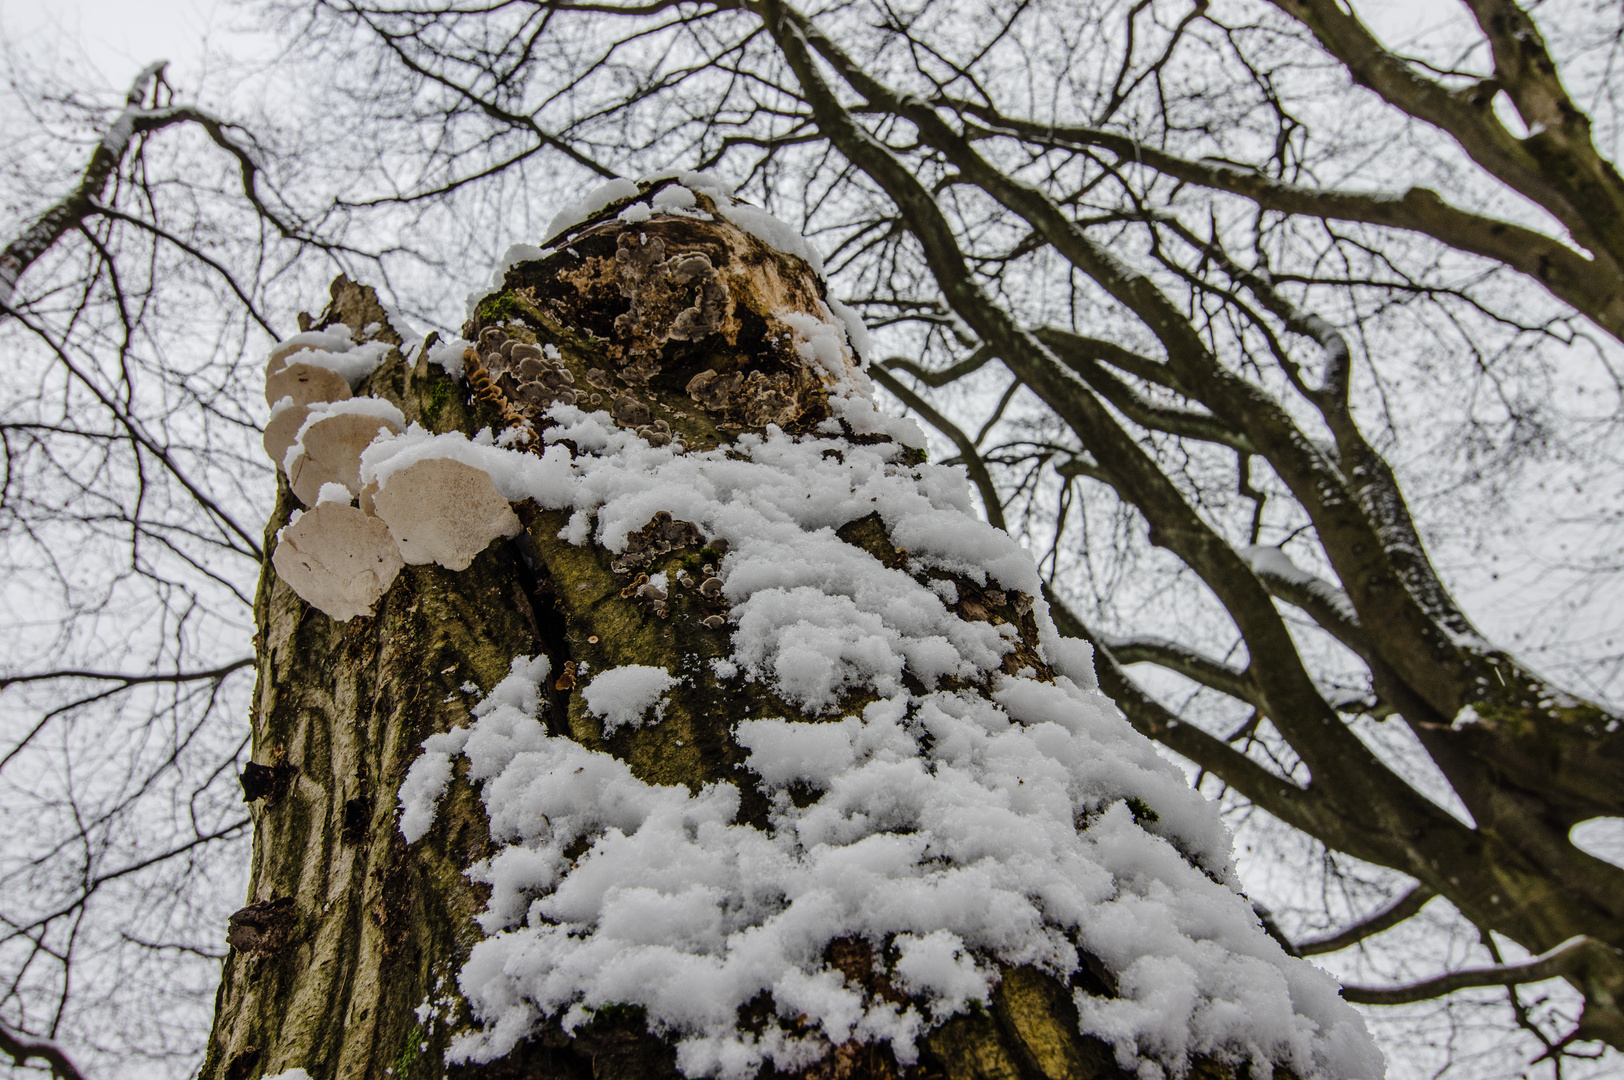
[265, 327, 393, 387]
[263, 398, 311, 472]
[371, 457, 522, 571]
[271, 502, 405, 622]
[265, 329, 351, 378]
[265, 361, 352, 409]
[285, 399, 406, 506]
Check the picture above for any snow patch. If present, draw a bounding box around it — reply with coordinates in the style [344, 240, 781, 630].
[501, 243, 547, 272]
[545, 177, 641, 242]
[719, 200, 825, 277]
[583, 665, 679, 733]
[826, 297, 874, 365]
[1043, 633, 1099, 692]
[631, 170, 825, 275]
[652, 184, 699, 211]
[428, 336, 472, 380]
[1239, 546, 1358, 625]
[413, 662, 1378, 1080]
[268, 328, 393, 387]
[399, 727, 472, 844]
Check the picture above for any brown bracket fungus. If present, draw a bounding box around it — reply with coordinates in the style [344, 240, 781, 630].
[271, 502, 405, 622]
[285, 403, 406, 506]
[612, 233, 728, 379]
[370, 457, 522, 571]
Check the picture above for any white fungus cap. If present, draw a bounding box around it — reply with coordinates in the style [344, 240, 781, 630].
[371, 457, 523, 571]
[265, 361, 353, 409]
[266, 327, 394, 388]
[263, 398, 311, 471]
[272, 501, 405, 621]
[266, 328, 355, 376]
[286, 399, 407, 506]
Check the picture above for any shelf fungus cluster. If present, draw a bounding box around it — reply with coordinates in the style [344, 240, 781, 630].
[265, 332, 522, 621]
[263, 173, 879, 626]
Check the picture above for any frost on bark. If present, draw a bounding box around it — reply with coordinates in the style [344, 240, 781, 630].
[204, 180, 1379, 1080]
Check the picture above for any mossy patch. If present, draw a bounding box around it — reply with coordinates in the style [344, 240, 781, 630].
[475, 290, 526, 324]
[392, 1023, 423, 1077]
[422, 369, 459, 427]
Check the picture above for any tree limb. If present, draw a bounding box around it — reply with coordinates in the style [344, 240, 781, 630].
[881, 345, 995, 387]
[1041, 589, 1374, 854]
[0, 658, 254, 691]
[1296, 884, 1436, 956]
[2, 307, 265, 560]
[1268, 0, 1624, 280]
[1033, 327, 1255, 451]
[956, 101, 1624, 343]
[1105, 635, 1263, 708]
[0, 62, 167, 315]
[0, 1019, 88, 1080]
[0, 64, 320, 318]
[1340, 935, 1623, 1006]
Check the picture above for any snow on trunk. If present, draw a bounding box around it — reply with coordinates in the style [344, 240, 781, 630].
[212, 176, 1382, 1080]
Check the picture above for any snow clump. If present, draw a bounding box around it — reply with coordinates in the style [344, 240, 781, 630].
[379, 192, 1380, 1080]
[404, 656, 1380, 1080]
[266, 327, 393, 387]
[582, 664, 680, 733]
[390, 407, 1382, 1077]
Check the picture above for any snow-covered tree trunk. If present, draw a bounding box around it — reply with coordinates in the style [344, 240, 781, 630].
[203, 179, 1382, 1080]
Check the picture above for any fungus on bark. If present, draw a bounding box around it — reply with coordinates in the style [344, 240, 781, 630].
[284, 400, 406, 506]
[269, 501, 404, 621]
[265, 362, 352, 409]
[370, 457, 522, 571]
[262, 400, 310, 472]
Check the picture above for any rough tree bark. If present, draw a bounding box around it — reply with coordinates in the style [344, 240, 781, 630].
[201, 182, 1359, 1080]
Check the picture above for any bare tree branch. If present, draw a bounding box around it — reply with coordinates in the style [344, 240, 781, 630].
[0, 1018, 88, 1080]
[1297, 884, 1437, 956]
[1340, 936, 1624, 1008]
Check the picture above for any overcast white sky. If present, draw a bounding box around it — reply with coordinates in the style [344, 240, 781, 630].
[3, 0, 1470, 93]
[0, 0, 256, 92]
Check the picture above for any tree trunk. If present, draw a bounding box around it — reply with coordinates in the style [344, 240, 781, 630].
[203, 181, 1377, 1080]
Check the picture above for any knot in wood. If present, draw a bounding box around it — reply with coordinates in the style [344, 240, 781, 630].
[226, 897, 295, 958]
